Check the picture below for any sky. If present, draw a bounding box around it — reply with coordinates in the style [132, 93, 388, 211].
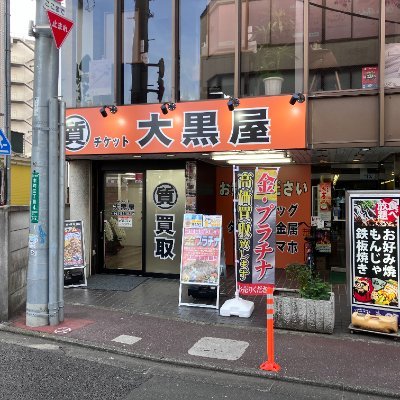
[10, 0, 36, 39]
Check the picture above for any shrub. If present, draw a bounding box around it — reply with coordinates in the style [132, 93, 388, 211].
[286, 263, 331, 300]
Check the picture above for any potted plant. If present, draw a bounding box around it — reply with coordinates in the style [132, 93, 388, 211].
[273, 263, 335, 334]
[252, 8, 295, 95]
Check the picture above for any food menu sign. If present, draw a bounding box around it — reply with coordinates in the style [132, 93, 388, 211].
[64, 220, 85, 269]
[349, 192, 400, 325]
[180, 214, 222, 285]
[234, 166, 278, 295]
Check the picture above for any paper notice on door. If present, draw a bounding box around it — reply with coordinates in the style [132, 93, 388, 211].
[118, 216, 133, 227]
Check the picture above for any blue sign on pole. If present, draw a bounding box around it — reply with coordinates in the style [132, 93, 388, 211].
[0, 129, 11, 155]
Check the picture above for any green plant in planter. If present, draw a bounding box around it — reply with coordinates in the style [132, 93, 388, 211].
[286, 263, 331, 300]
[252, 8, 296, 79]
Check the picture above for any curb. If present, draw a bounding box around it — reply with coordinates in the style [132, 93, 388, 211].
[1, 323, 399, 399]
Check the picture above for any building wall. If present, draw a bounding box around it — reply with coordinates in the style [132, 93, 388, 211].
[11, 163, 30, 205]
[0, 206, 29, 321]
[10, 38, 34, 156]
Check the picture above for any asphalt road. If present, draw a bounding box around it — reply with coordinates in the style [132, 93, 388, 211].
[0, 331, 393, 400]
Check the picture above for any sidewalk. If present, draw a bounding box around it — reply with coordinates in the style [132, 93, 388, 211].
[2, 274, 400, 399]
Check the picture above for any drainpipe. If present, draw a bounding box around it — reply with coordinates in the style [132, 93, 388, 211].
[58, 100, 66, 322]
[48, 97, 59, 326]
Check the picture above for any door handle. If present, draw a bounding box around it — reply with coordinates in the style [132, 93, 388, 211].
[100, 210, 104, 233]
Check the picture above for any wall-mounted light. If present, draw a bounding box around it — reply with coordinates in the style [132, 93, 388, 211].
[227, 97, 240, 111]
[289, 93, 305, 105]
[99, 105, 118, 117]
[160, 102, 176, 115]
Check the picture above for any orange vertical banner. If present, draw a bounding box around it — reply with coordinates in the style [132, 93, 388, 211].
[260, 286, 281, 372]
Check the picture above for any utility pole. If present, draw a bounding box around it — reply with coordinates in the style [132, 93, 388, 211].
[26, 0, 60, 327]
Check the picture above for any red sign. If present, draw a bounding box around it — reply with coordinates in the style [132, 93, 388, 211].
[46, 10, 73, 49]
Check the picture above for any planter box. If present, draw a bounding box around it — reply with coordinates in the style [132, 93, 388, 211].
[274, 288, 335, 334]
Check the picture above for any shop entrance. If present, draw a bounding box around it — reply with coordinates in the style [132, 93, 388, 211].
[102, 172, 143, 271]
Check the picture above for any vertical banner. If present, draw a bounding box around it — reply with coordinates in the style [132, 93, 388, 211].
[348, 192, 400, 326]
[318, 182, 332, 222]
[234, 166, 278, 295]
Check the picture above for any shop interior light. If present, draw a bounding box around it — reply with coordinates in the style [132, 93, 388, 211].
[161, 102, 176, 115]
[211, 150, 289, 161]
[227, 157, 292, 165]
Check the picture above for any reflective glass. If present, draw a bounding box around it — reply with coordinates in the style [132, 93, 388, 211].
[195, 0, 235, 99]
[123, 0, 172, 104]
[180, 0, 210, 100]
[241, 0, 304, 97]
[309, 0, 379, 92]
[61, 0, 115, 107]
[385, 1, 400, 89]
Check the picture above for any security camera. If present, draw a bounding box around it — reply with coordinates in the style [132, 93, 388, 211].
[99, 106, 107, 117]
[227, 97, 240, 111]
[289, 93, 305, 105]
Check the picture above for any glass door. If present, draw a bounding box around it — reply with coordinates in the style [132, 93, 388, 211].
[103, 172, 143, 271]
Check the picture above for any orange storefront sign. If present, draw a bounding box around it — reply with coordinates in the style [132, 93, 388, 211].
[65, 96, 306, 156]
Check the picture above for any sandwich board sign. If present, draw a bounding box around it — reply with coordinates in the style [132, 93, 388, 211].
[178, 214, 223, 309]
[0, 129, 11, 155]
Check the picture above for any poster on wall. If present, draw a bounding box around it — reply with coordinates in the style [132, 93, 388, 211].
[64, 220, 86, 287]
[179, 214, 223, 309]
[216, 167, 234, 266]
[361, 67, 378, 89]
[318, 182, 332, 222]
[234, 166, 278, 295]
[275, 165, 312, 268]
[348, 192, 400, 327]
[315, 229, 331, 253]
[185, 161, 197, 213]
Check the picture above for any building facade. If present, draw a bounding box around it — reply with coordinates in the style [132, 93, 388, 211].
[61, 0, 400, 278]
[10, 38, 34, 157]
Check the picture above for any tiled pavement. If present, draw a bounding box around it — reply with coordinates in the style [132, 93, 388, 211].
[63, 267, 351, 334]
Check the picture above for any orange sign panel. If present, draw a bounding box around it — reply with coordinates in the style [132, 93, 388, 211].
[215, 165, 311, 268]
[65, 96, 306, 156]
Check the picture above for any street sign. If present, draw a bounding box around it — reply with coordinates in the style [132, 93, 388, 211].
[0, 129, 11, 155]
[43, 0, 66, 17]
[46, 10, 74, 49]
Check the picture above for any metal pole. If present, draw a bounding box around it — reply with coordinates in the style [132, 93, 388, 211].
[58, 100, 66, 322]
[48, 97, 59, 326]
[4, 0, 11, 204]
[26, 0, 59, 327]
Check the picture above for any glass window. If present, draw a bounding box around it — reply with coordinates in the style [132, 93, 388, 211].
[385, 1, 400, 89]
[309, 0, 379, 92]
[195, 0, 235, 99]
[180, 0, 210, 101]
[241, 0, 304, 97]
[61, 0, 115, 108]
[123, 0, 172, 104]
